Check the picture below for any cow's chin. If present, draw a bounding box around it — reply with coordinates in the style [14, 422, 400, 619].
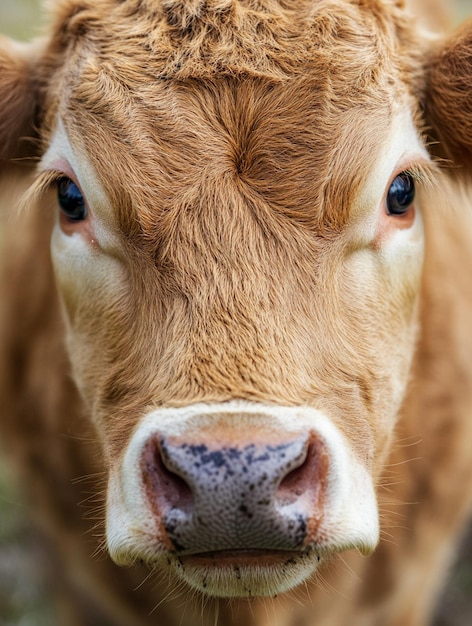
[160, 549, 321, 597]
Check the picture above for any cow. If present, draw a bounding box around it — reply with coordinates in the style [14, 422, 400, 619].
[1, 0, 472, 624]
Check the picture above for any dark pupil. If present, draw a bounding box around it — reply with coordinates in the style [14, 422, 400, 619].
[386, 173, 415, 216]
[57, 178, 87, 221]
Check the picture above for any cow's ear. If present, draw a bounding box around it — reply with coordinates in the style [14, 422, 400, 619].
[0, 36, 43, 163]
[424, 20, 472, 174]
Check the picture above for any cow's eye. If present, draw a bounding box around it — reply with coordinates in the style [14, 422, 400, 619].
[386, 172, 415, 216]
[57, 177, 87, 221]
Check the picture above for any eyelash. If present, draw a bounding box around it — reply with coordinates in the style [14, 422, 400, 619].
[399, 164, 435, 188]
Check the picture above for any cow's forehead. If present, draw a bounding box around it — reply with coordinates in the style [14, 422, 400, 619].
[48, 0, 416, 81]
[40, 0, 422, 237]
[59, 76, 401, 239]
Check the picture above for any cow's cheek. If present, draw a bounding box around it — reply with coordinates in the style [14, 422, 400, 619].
[50, 221, 128, 412]
[340, 208, 424, 456]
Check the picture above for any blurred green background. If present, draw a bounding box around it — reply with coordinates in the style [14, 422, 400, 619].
[1, 1, 472, 625]
[0, 1, 43, 40]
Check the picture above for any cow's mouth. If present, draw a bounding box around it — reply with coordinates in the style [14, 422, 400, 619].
[170, 547, 321, 597]
[182, 548, 317, 567]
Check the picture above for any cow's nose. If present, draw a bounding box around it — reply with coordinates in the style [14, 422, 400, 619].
[141, 433, 327, 553]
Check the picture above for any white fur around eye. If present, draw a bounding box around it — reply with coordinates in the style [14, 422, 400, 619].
[350, 107, 429, 240]
[41, 119, 122, 253]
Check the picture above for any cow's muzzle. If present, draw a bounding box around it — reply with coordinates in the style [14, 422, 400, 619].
[106, 402, 379, 597]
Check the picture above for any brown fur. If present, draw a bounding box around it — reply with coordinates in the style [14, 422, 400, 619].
[1, 1, 472, 625]
[0, 37, 41, 161]
[425, 18, 472, 173]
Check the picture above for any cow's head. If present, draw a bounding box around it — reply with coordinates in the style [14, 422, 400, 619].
[2, 0, 472, 599]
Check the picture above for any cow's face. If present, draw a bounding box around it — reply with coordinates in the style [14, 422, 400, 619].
[2, 0, 470, 600]
[40, 83, 428, 595]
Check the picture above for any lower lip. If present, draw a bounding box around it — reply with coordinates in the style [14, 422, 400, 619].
[182, 549, 306, 567]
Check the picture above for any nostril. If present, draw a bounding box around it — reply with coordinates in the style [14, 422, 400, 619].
[276, 437, 328, 506]
[141, 438, 193, 513]
[276, 446, 312, 504]
[277, 448, 310, 503]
